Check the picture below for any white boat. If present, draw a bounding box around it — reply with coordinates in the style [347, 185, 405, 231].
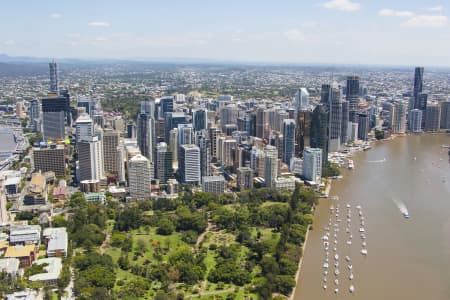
[323, 235, 329, 241]
[323, 284, 327, 290]
[356, 205, 362, 209]
[349, 234, 353, 239]
[361, 221, 365, 226]
[349, 272, 354, 280]
[334, 240, 338, 245]
[346, 204, 351, 208]
[324, 270, 328, 275]
[361, 234, 366, 239]
[359, 227, 365, 233]
[347, 240, 352, 245]
[334, 269, 340, 276]
[348, 160, 354, 169]
[333, 247, 337, 252]
[334, 279, 339, 285]
[334, 254, 339, 260]
[325, 257, 329, 262]
[358, 211, 363, 216]
[361, 249, 368, 255]
[362, 241, 366, 247]
[349, 285, 355, 293]
[334, 262, 339, 268]
[348, 264, 353, 270]
[323, 263, 329, 268]
[346, 228, 350, 233]
[323, 277, 327, 282]
[334, 288, 339, 294]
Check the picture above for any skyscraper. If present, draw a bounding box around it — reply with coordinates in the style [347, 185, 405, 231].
[321, 84, 331, 108]
[41, 97, 68, 141]
[256, 107, 266, 139]
[440, 101, 450, 129]
[49, 61, 58, 93]
[310, 104, 328, 166]
[294, 88, 309, 110]
[413, 67, 424, 103]
[179, 144, 201, 185]
[409, 109, 423, 133]
[283, 119, 295, 165]
[29, 99, 41, 133]
[33, 144, 66, 177]
[390, 101, 407, 134]
[102, 129, 120, 175]
[196, 133, 211, 179]
[78, 136, 105, 182]
[165, 112, 186, 142]
[341, 100, 349, 145]
[77, 97, 94, 116]
[295, 110, 311, 157]
[357, 113, 369, 141]
[156, 142, 173, 183]
[328, 84, 342, 152]
[159, 96, 174, 118]
[75, 113, 94, 143]
[136, 109, 155, 161]
[128, 154, 151, 200]
[116, 142, 126, 184]
[425, 104, 441, 132]
[303, 148, 322, 183]
[346, 76, 360, 123]
[237, 167, 254, 191]
[178, 124, 193, 146]
[264, 145, 278, 188]
[193, 109, 208, 132]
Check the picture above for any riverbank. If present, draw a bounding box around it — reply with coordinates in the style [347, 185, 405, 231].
[289, 224, 311, 300]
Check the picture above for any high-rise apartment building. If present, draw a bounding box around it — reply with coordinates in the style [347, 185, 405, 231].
[128, 154, 151, 200]
[341, 100, 349, 144]
[303, 147, 322, 183]
[294, 88, 309, 111]
[425, 104, 441, 132]
[295, 110, 311, 157]
[409, 109, 423, 133]
[103, 129, 120, 174]
[29, 99, 41, 133]
[440, 101, 450, 129]
[357, 113, 370, 141]
[237, 167, 253, 191]
[33, 144, 66, 177]
[346, 76, 360, 123]
[179, 144, 201, 185]
[78, 136, 104, 182]
[202, 176, 225, 194]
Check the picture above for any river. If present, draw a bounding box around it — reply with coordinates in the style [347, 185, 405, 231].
[293, 134, 450, 300]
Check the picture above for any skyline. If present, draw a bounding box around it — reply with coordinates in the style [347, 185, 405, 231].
[0, 1, 449, 66]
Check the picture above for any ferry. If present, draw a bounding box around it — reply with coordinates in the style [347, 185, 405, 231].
[403, 212, 411, 219]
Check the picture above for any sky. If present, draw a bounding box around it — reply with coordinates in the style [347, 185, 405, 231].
[0, 0, 449, 66]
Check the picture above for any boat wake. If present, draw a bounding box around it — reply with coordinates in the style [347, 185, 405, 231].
[367, 158, 386, 163]
[392, 197, 410, 219]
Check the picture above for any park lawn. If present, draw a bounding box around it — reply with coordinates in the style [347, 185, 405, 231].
[260, 201, 289, 208]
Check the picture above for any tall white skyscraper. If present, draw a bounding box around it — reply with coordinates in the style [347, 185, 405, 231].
[128, 154, 151, 200]
[78, 136, 105, 182]
[303, 147, 322, 183]
[179, 144, 201, 185]
[116, 142, 126, 184]
[328, 84, 342, 152]
[0, 177, 8, 225]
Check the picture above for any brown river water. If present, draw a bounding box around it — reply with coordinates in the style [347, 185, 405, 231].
[293, 134, 450, 300]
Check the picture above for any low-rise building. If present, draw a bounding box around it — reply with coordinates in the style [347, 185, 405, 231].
[23, 173, 47, 206]
[43, 228, 68, 258]
[4, 245, 37, 268]
[0, 258, 21, 276]
[9, 225, 41, 245]
[202, 176, 226, 194]
[273, 176, 297, 190]
[28, 257, 62, 285]
[6, 290, 37, 300]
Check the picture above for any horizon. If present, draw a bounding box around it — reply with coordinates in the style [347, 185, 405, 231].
[1, 1, 449, 66]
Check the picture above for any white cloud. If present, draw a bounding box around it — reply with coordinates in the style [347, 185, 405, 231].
[428, 6, 444, 12]
[284, 29, 306, 41]
[50, 13, 62, 19]
[88, 21, 111, 27]
[322, 0, 361, 12]
[401, 15, 448, 28]
[4, 40, 15, 46]
[95, 37, 109, 42]
[379, 9, 415, 17]
[301, 21, 318, 28]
